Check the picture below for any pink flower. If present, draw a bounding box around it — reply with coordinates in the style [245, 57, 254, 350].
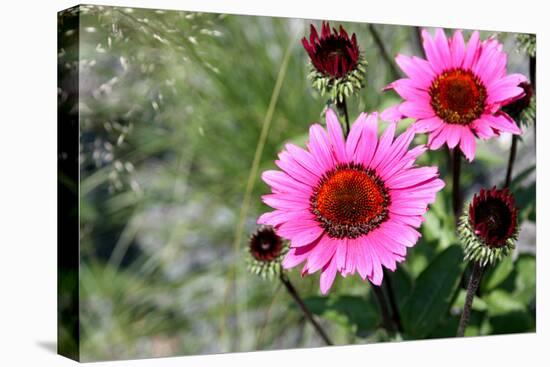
[258, 109, 445, 294]
[383, 28, 526, 161]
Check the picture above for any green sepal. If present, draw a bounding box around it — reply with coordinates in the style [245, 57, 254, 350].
[308, 57, 367, 103]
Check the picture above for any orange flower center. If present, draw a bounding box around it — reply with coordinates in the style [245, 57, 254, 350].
[429, 69, 487, 125]
[311, 163, 389, 239]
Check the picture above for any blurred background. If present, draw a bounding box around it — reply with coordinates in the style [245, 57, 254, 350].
[59, 4, 535, 361]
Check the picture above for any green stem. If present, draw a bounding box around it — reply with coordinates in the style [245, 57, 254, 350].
[383, 270, 403, 333]
[280, 273, 333, 345]
[457, 262, 484, 337]
[504, 135, 518, 188]
[336, 97, 350, 137]
[371, 284, 394, 332]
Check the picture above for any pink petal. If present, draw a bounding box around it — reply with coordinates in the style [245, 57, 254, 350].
[459, 128, 476, 161]
[379, 145, 428, 180]
[427, 125, 449, 150]
[336, 240, 348, 272]
[480, 51, 506, 86]
[257, 209, 313, 227]
[395, 54, 435, 88]
[355, 112, 379, 166]
[257, 210, 283, 226]
[393, 176, 446, 194]
[307, 124, 335, 172]
[370, 239, 397, 272]
[278, 220, 324, 247]
[262, 170, 312, 196]
[487, 73, 527, 91]
[345, 112, 367, 159]
[325, 108, 347, 163]
[276, 151, 319, 187]
[392, 78, 430, 101]
[320, 255, 338, 294]
[353, 238, 369, 280]
[391, 188, 438, 203]
[412, 116, 444, 133]
[381, 104, 404, 122]
[398, 100, 435, 119]
[471, 118, 497, 139]
[370, 226, 409, 255]
[422, 29, 446, 73]
[285, 143, 326, 177]
[487, 86, 525, 105]
[376, 127, 415, 176]
[484, 113, 521, 135]
[344, 239, 358, 276]
[282, 242, 316, 269]
[434, 28, 452, 70]
[262, 193, 310, 210]
[386, 166, 439, 189]
[473, 43, 499, 83]
[364, 237, 384, 285]
[390, 213, 425, 228]
[369, 122, 396, 169]
[446, 125, 463, 149]
[450, 30, 465, 68]
[306, 235, 338, 273]
[462, 31, 480, 69]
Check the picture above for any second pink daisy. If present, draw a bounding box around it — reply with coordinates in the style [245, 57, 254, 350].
[383, 28, 526, 161]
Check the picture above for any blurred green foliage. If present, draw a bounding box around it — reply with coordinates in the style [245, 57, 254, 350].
[70, 5, 536, 361]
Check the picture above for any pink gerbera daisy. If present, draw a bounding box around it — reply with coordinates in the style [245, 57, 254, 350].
[383, 28, 527, 161]
[258, 109, 445, 294]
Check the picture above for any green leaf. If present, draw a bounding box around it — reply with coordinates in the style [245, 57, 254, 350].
[401, 245, 464, 338]
[509, 164, 535, 191]
[514, 254, 536, 304]
[421, 192, 456, 249]
[422, 210, 441, 243]
[485, 290, 524, 316]
[389, 266, 413, 309]
[301, 295, 380, 337]
[513, 182, 536, 222]
[481, 256, 514, 293]
[427, 315, 460, 339]
[489, 311, 535, 334]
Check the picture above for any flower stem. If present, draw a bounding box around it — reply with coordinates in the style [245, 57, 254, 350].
[452, 148, 463, 219]
[371, 283, 395, 332]
[504, 135, 518, 188]
[383, 270, 404, 333]
[456, 262, 484, 337]
[368, 24, 400, 80]
[279, 273, 333, 345]
[336, 97, 351, 137]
